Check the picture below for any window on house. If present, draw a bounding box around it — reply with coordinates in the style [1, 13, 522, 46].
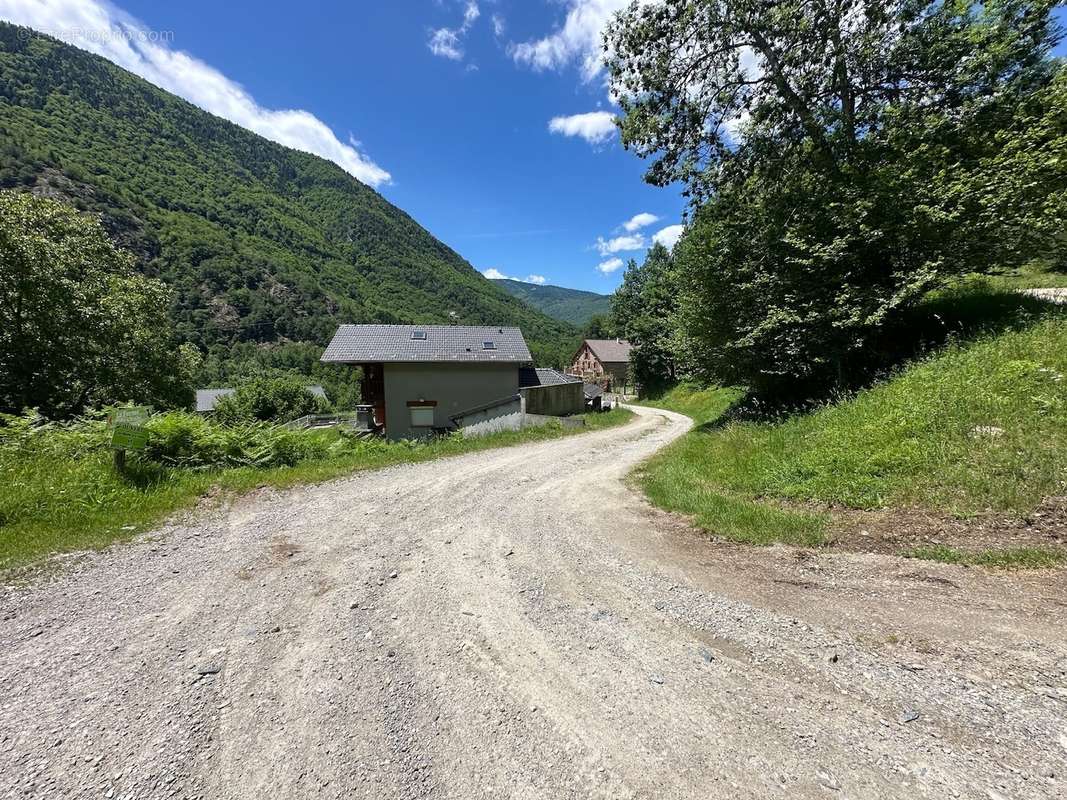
[411, 330, 427, 340]
[482, 341, 496, 350]
[410, 405, 435, 427]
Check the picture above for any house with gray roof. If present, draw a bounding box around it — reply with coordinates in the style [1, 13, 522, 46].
[569, 339, 634, 392]
[321, 325, 535, 440]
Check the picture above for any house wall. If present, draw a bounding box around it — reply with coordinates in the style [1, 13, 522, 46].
[602, 361, 630, 391]
[570, 344, 604, 381]
[453, 396, 524, 437]
[383, 362, 519, 440]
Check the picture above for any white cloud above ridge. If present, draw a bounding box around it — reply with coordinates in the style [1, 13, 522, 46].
[511, 0, 630, 82]
[483, 268, 547, 285]
[548, 111, 616, 145]
[595, 233, 644, 256]
[597, 257, 624, 274]
[653, 224, 684, 249]
[622, 212, 659, 232]
[0, 0, 391, 186]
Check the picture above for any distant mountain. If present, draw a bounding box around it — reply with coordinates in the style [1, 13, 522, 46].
[0, 23, 577, 373]
[493, 279, 612, 326]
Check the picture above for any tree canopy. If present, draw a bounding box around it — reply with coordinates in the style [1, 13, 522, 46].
[0, 191, 197, 416]
[607, 0, 1066, 395]
[611, 244, 679, 394]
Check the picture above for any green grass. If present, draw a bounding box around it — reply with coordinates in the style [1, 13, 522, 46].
[636, 312, 1067, 551]
[0, 408, 632, 571]
[905, 545, 1067, 570]
[984, 263, 1067, 290]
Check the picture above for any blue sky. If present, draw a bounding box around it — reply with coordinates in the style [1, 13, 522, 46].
[2, 2, 1065, 294]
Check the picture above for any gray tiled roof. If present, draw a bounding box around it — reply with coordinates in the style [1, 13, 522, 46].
[195, 385, 325, 412]
[322, 325, 532, 364]
[584, 339, 633, 363]
[519, 367, 582, 388]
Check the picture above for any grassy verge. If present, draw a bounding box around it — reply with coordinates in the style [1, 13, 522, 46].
[905, 545, 1067, 570]
[635, 310, 1067, 558]
[0, 408, 632, 570]
[984, 266, 1067, 290]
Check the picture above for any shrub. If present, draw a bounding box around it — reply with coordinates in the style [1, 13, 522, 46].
[143, 411, 330, 469]
[212, 375, 329, 423]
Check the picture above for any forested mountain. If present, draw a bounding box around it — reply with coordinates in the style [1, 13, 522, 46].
[493, 279, 612, 326]
[0, 23, 577, 376]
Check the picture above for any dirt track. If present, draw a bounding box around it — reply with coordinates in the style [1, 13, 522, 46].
[2, 406, 1066, 799]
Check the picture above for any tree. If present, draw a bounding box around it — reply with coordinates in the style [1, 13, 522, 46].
[581, 314, 618, 340]
[606, 0, 1064, 394]
[0, 191, 196, 416]
[612, 244, 679, 395]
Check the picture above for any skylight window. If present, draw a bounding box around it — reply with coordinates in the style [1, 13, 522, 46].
[411, 330, 427, 340]
[482, 341, 496, 350]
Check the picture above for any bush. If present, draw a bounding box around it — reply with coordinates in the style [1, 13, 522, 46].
[212, 375, 329, 423]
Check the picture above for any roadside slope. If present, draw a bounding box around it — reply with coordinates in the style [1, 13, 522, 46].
[1, 406, 1064, 799]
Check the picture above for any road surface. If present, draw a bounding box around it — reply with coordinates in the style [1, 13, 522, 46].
[2, 406, 1065, 799]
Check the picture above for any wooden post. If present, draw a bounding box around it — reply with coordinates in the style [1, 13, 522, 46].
[114, 448, 126, 473]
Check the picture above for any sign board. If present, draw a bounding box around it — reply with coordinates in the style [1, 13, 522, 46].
[109, 406, 150, 451]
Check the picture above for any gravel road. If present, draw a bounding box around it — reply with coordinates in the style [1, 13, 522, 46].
[2, 405, 1066, 799]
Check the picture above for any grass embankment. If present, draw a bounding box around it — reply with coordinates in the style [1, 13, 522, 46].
[0, 408, 632, 570]
[637, 308, 1067, 566]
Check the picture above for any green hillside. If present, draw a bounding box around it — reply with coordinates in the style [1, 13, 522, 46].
[0, 24, 577, 375]
[637, 287, 1067, 563]
[494, 278, 612, 326]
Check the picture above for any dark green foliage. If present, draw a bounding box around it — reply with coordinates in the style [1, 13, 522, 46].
[611, 244, 678, 395]
[607, 0, 1065, 397]
[0, 190, 196, 416]
[212, 375, 329, 423]
[580, 314, 618, 340]
[0, 24, 575, 381]
[143, 411, 331, 468]
[493, 278, 612, 326]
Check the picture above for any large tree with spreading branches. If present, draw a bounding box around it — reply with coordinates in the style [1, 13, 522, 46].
[606, 0, 1064, 394]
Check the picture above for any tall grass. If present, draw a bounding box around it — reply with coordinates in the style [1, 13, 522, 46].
[637, 312, 1067, 549]
[0, 408, 633, 570]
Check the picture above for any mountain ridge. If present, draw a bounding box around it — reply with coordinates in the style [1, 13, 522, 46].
[0, 22, 577, 373]
[492, 278, 612, 326]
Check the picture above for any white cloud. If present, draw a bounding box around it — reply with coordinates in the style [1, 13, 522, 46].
[463, 0, 480, 26]
[511, 0, 630, 82]
[652, 224, 684, 249]
[483, 268, 548, 285]
[595, 234, 644, 255]
[428, 1, 480, 62]
[597, 257, 624, 274]
[548, 111, 616, 145]
[428, 28, 464, 60]
[0, 0, 391, 186]
[491, 13, 506, 38]
[622, 212, 659, 232]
